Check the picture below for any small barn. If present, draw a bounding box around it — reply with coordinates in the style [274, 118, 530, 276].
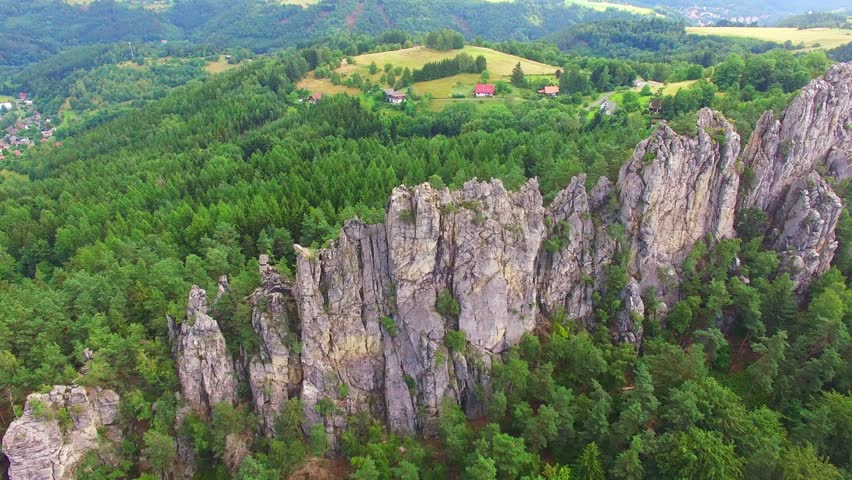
[648, 98, 662, 114]
[537, 85, 559, 97]
[474, 84, 495, 97]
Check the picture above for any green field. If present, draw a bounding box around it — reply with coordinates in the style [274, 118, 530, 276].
[204, 55, 241, 74]
[564, 0, 659, 16]
[659, 80, 697, 96]
[425, 96, 525, 112]
[686, 27, 852, 50]
[338, 46, 559, 77]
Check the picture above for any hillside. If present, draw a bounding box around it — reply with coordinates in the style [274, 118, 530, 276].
[298, 45, 560, 107]
[0, 0, 640, 68]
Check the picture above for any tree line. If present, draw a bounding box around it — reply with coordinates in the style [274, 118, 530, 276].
[411, 53, 487, 82]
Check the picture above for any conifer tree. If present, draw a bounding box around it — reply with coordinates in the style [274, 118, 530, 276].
[576, 443, 605, 480]
[511, 62, 526, 87]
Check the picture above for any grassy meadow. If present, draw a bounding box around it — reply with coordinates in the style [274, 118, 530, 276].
[204, 56, 241, 74]
[336, 46, 559, 77]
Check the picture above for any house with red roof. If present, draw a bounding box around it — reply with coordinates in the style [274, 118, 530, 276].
[474, 84, 495, 97]
[537, 85, 559, 97]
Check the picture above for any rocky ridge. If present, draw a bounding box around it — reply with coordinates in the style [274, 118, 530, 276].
[740, 61, 851, 289]
[165, 63, 849, 449]
[4, 62, 849, 478]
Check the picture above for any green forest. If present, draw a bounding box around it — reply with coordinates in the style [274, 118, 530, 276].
[0, 4, 851, 479]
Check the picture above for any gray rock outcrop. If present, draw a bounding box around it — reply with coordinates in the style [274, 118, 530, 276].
[247, 255, 302, 436]
[538, 174, 617, 327]
[170, 286, 237, 417]
[293, 221, 388, 445]
[384, 179, 544, 430]
[613, 278, 645, 344]
[2, 386, 119, 480]
[294, 179, 545, 437]
[741, 62, 851, 289]
[619, 108, 741, 305]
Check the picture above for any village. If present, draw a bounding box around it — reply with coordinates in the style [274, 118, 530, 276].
[0, 92, 59, 160]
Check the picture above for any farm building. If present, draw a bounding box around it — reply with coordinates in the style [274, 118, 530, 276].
[537, 85, 559, 97]
[649, 98, 662, 114]
[384, 89, 407, 104]
[307, 93, 323, 104]
[474, 84, 495, 97]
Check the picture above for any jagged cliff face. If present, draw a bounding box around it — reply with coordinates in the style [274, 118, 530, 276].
[2, 386, 120, 480]
[537, 175, 616, 327]
[384, 180, 544, 431]
[294, 180, 546, 437]
[619, 108, 742, 305]
[294, 221, 389, 442]
[741, 62, 851, 289]
[247, 255, 302, 436]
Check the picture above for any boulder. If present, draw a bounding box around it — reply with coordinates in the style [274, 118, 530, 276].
[2, 386, 119, 480]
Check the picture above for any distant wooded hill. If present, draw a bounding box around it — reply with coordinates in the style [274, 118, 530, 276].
[0, 0, 642, 68]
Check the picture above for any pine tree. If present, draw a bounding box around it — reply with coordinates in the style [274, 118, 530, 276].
[612, 436, 644, 480]
[576, 443, 605, 480]
[400, 67, 413, 87]
[511, 62, 526, 87]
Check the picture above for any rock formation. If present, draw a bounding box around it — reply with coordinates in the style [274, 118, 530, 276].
[168, 285, 239, 477]
[247, 255, 302, 436]
[283, 65, 850, 435]
[294, 221, 388, 443]
[382, 179, 544, 430]
[537, 174, 617, 327]
[619, 108, 742, 305]
[741, 62, 851, 289]
[293, 179, 546, 437]
[2, 386, 120, 480]
[169, 285, 237, 417]
[143, 65, 851, 448]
